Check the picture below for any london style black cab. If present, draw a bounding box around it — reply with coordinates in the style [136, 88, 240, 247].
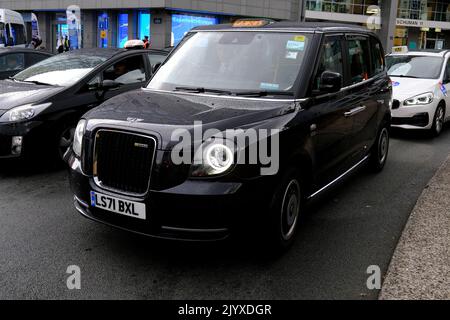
[67, 21, 392, 251]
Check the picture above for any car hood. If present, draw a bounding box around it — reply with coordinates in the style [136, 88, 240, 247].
[85, 89, 299, 149]
[0, 80, 63, 115]
[390, 77, 439, 101]
[86, 89, 298, 126]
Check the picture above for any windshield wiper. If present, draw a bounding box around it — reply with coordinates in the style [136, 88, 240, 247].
[174, 86, 233, 95]
[389, 75, 420, 79]
[8, 77, 52, 86]
[235, 90, 294, 97]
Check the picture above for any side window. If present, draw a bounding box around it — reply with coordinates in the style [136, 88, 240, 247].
[0, 53, 25, 72]
[102, 55, 146, 85]
[371, 38, 385, 76]
[0, 23, 6, 46]
[10, 24, 26, 45]
[347, 37, 371, 84]
[314, 36, 344, 91]
[148, 53, 167, 69]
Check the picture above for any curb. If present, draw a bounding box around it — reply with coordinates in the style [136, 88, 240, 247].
[379, 155, 450, 299]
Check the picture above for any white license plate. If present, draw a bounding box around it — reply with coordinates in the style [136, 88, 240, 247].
[90, 191, 146, 220]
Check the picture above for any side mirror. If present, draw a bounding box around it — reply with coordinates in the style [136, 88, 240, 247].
[100, 79, 121, 90]
[153, 62, 162, 74]
[320, 71, 343, 93]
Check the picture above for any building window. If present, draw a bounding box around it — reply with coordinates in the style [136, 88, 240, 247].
[171, 13, 218, 47]
[117, 13, 128, 48]
[138, 11, 151, 41]
[98, 13, 109, 48]
[306, 0, 382, 15]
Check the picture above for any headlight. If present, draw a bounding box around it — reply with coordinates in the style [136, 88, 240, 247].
[72, 119, 86, 158]
[190, 139, 235, 177]
[403, 92, 434, 106]
[0, 103, 51, 122]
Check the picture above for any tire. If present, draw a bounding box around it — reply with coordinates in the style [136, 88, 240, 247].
[368, 123, 390, 173]
[430, 103, 445, 137]
[263, 167, 304, 253]
[56, 124, 76, 162]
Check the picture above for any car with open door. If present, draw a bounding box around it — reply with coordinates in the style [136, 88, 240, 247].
[66, 21, 391, 252]
[0, 42, 168, 161]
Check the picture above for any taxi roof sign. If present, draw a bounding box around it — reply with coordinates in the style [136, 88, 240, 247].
[232, 19, 272, 28]
[124, 39, 145, 49]
[392, 46, 409, 54]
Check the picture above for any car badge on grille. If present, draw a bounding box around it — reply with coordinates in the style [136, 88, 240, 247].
[127, 117, 144, 123]
[134, 143, 149, 149]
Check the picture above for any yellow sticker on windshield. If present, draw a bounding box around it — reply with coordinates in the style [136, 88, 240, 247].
[294, 36, 305, 42]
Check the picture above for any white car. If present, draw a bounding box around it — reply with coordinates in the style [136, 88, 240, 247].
[386, 48, 450, 136]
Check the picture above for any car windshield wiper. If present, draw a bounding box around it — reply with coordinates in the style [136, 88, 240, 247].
[9, 77, 52, 86]
[235, 90, 294, 97]
[389, 75, 420, 79]
[174, 86, 233, 95]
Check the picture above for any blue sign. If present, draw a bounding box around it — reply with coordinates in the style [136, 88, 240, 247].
[171, 14, 218, 46]
[118, 13, 128, 48]
[138, 12, 151, 41]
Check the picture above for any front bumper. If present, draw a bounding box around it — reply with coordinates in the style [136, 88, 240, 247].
[68, 152, 274, 241]
[391, 102, 436, 130]
[0, 120, 43, 158]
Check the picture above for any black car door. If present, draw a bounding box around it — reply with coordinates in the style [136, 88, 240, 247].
[308, 35, 355, 187]
[0, 52, 25, 79]
[344, 35, 384, 162]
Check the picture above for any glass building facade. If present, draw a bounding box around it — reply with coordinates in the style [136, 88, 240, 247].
[306, 0, 382, 15]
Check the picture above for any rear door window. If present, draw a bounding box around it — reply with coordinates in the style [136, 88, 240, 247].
[346, 36, 371, 84]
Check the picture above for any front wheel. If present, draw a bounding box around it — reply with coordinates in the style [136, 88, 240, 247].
[263, 168, 303, 252]
[57, 125, 76, 161]
[368, 124, 390, 173]
[430, 104, 445, 137]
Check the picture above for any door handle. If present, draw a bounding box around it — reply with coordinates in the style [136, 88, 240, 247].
[344, 105, 366, 117]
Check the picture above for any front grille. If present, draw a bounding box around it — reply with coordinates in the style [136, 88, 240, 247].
[94, 130, 156, 195]
[392, 100, 400, 109]
[392, 113, 429, 127]
[0, 136, 11, 157]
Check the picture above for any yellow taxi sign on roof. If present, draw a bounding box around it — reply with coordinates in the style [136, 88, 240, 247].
[392, 46, 409, 54]
[232, 19, 272, 28]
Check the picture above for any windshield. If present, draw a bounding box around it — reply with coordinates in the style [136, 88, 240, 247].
[387, 55, 443, 79]
[13, 53, 107, 86]
[148, 31, 312, 96]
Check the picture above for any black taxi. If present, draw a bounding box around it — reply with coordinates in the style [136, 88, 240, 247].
[66, 21, 392, 251]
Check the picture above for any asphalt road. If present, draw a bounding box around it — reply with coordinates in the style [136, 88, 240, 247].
[1, 126, 450, 300]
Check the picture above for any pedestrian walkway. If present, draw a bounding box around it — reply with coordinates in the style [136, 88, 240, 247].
[380, 155, 450, 299]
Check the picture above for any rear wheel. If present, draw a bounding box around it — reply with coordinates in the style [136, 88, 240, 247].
[430, 104, 445, 137]
[368, 123, 389, 173]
